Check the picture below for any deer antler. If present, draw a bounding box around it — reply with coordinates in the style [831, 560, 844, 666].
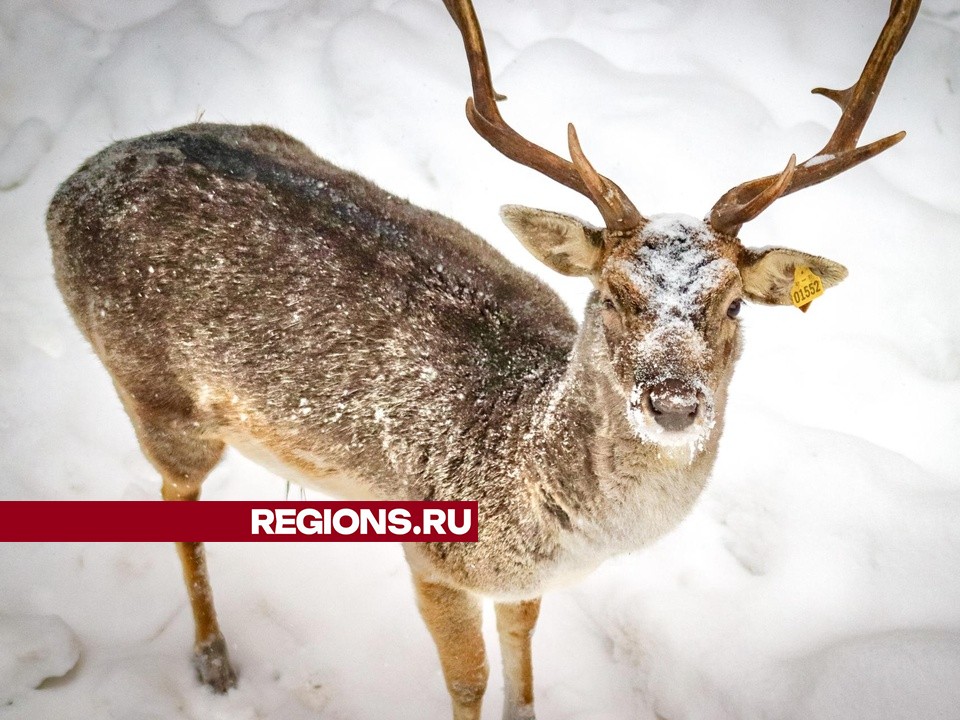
[708, 0, 921, 236]
[442, 0, 645, 232]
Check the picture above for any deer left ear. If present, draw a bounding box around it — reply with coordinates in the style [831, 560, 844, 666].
[738, 247, 848, 305]
[500, 205, 605, 277]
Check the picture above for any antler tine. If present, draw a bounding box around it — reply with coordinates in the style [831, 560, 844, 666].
[708, 0, 921, 236]
[443, 0, 645, 231]
[566, 124, 643, 232]
[710, 155, 798, 236]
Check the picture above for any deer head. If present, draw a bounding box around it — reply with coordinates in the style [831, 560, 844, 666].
[444, 0, 918, 447]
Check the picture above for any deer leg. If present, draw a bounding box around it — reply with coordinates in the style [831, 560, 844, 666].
[123, 398, 235, 693]
[169, 538, 236, 692]
[495, 598, 541, 720]
[413, 575, 489, 720]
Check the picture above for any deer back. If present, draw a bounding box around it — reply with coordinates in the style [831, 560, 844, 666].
[48, 123, 577, 505]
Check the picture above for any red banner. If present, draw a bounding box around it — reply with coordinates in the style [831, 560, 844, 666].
[0, 501, 478, 542]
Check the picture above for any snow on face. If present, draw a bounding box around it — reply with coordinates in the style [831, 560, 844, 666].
[630, 214, 737, 326]
[598, 214, 740, 450]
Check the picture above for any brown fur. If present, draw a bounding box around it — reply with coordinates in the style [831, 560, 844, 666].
[415, 577, 490, 720]
[47, 122, 844, 719]
[495, 598, 541, 717]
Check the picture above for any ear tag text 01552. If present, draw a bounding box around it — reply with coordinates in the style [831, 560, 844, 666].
[791, 266, 824, 312]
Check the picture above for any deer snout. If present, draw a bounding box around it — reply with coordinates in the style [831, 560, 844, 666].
[644, 379, 700, 432]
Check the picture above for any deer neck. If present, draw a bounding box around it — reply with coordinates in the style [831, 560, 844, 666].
[520, 299, 727, 553]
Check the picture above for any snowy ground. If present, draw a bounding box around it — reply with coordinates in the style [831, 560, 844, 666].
[2, 0, 959, 718]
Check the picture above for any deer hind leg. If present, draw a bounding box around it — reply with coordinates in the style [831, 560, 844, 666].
[413, 575, 489, 720]
[495, 598, 541, 720]
[120, 393, 236, 693]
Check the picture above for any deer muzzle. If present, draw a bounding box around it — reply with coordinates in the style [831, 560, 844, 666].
[627, 374, 714, 449]
[644, 379, 701, 432]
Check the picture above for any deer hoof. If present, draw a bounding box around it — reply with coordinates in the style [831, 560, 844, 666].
[193, 634, 237, 693]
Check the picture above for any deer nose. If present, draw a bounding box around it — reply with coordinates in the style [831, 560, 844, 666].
[645, 379, 700, 431]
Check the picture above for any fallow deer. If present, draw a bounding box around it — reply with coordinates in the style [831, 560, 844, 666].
[46, 0, 920, 718]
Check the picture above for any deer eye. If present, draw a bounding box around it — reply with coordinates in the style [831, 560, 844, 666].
[726, 298, 742, 319]
[601, 297, 617, 312]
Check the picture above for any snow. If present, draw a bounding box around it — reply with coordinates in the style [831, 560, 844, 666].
[0, 119, 53, 191]
[1, 0, 958, 719]
[628, 214, 736, 326]
[805, 153, 835, 167]
[0, 615, 79, 704]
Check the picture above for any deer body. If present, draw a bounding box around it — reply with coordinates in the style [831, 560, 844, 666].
[49, 122, 720, 600]
[47, 0, 920, 717]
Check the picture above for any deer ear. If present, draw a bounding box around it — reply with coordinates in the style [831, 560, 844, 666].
[500, 205, 604, 277]
[739, 246, 848, 305]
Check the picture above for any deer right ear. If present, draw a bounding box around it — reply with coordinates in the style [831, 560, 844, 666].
[500, 205, 605, 277]
[738, 246, 848, 305]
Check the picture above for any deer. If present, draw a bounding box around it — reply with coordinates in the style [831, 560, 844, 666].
[46, 0, 920, 718]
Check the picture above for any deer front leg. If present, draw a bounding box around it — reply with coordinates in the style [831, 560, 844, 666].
[413, 575, 489, 720]
[495, 598, 541, 720]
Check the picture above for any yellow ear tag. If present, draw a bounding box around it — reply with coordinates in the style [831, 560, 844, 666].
[790, 266, 824, 313]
